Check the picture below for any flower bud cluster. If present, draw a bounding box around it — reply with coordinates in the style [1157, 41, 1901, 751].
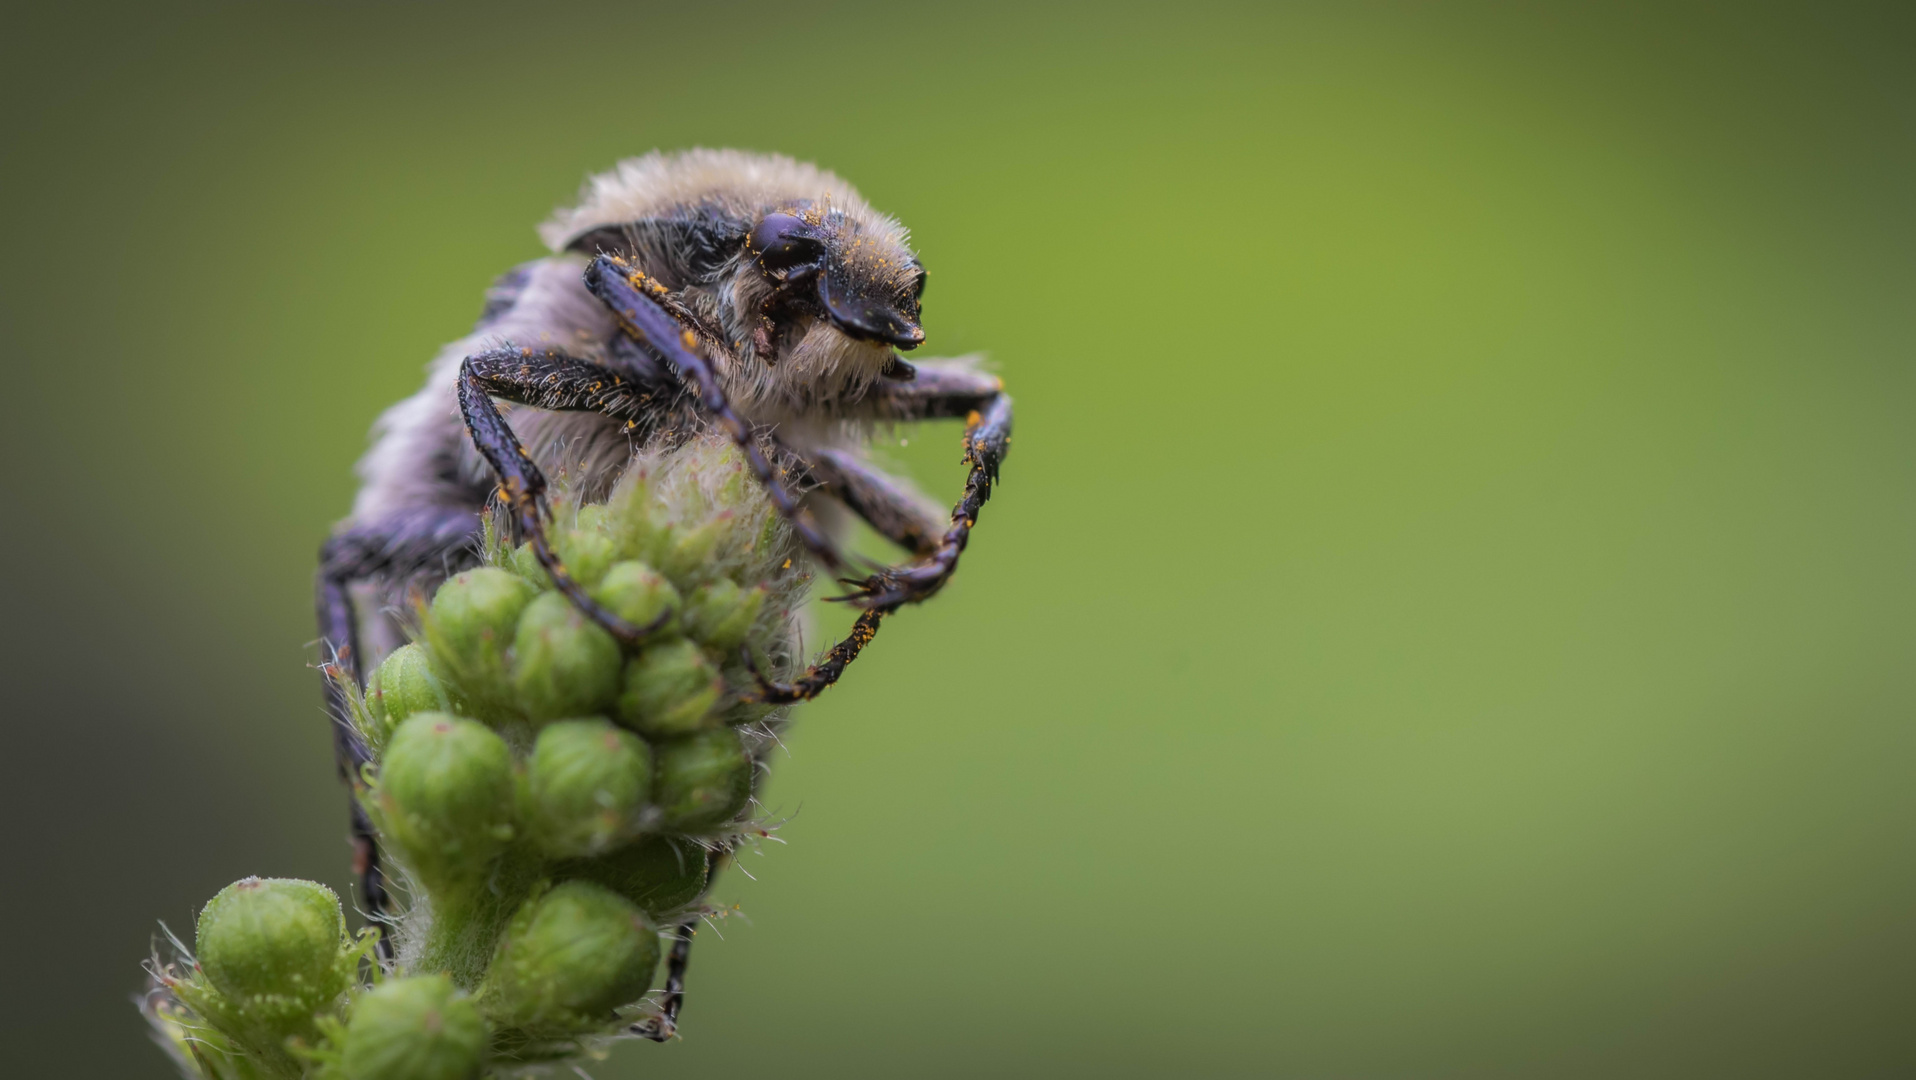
[145, 435, 811, 1078]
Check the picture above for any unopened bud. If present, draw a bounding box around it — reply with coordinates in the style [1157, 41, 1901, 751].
[655, 514, 730, 582]
[340, 974, 486, 1080]
[479, 882, 661, 1035]
[680, 580, 767, 654]
[425, 568, 534, 710]
[616, 638, 722, 737]
[195, 877, 349, 1027]
[527, 719, 652, 858]
[553, 526, 616, 591]
[602, 474, 666, 564]
[708, 442, 753, 506]
[590, 561, 680, 638]
[511, 592, 621, 722]
[367, 643, 449, 737]
[376, 714, 516, 887]
[653, 728, 753, 830]
[505, 541, 545, 588]
[750, 505, 793, 569]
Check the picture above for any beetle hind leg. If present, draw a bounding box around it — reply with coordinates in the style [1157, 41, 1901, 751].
[317, 505, 487, 954]
[628, 918, 699, 1042]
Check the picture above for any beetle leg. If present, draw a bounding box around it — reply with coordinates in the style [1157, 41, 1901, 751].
[318, 505, 486, 954]
[455, 346, 674, 645]
[805, 448, 946, 558]
[833, 391, 1013, 612]
[741, 609, 887, 704]
[745, 390, 1012, 703]
[857, 357, 1006, 423]
[582, 256, 851, 574]
[628, 917, 699, 1042]
[583, 260, 1015, 700]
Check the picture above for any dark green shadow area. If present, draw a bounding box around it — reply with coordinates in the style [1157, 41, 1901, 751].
[2, 2, 1911, 1077]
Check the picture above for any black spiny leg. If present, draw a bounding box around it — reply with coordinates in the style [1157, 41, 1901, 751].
[749, 384, 1014, 702]
[317, 506, 486, 954]
[582, 258, 891, 701]
[743, 609, 887, 705]
[843, 391, 1013, 611]
[580, 259, 1014, 701]
[738, 449, 945, 703]
[840, 359, 1015, 610]
[581, 257, 849, 573]
[861, 359, 1007, 423]
[455, 346, 672, 644]
[806, 447, 947, 558]
[629, 918, 698, 1042]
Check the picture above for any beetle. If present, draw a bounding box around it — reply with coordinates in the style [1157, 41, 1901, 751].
[315, 148, 1012, 1038]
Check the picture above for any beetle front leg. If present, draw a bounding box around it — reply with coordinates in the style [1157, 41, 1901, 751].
[582, 256, 852, 574]
[455, 346, 671, 645]
[840, 391, 1013, 611]
[746, 390, 1013, 703]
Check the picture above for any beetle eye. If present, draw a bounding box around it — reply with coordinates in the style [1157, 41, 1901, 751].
[910, 268, 928, 302]
[749, 213, 824, 279]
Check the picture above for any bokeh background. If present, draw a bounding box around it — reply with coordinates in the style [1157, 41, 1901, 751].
[3, 2, 1912, 1076]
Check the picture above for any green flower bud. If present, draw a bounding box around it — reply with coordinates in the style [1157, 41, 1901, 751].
[552, 526, 616, 591]
[654, 729, 754, 830]
[480, 882, 661, 1035]
[750, 505, 795, 570]
[505, 541, 545, 588]
[602, 474, 666, 564]
[341, 975, 486, 1080]
[680, 579, 767, 653]
[511, 592, 621, 722]
[527, 719, 653, 858]
[655, 514, 731, 583]
[377, 714, 516, 887]
[708, 442, 753, 506]
[367, 643, 449, 737]
[195, 878, 349, 1027]
[557, 836, 709, 918]
[615, 638, 722, 737]
[590, 561, 680, 638]
[426, 568, 535, 709]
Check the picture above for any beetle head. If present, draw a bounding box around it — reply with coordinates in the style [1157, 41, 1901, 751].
[744, 205, 925, 356]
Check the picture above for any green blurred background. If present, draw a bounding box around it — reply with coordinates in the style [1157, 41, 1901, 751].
[3, 2, 1911, 1076]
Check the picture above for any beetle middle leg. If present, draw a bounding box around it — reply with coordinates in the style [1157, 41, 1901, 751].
[736, 449, 944, 703]
[806, 447, 947, 558]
